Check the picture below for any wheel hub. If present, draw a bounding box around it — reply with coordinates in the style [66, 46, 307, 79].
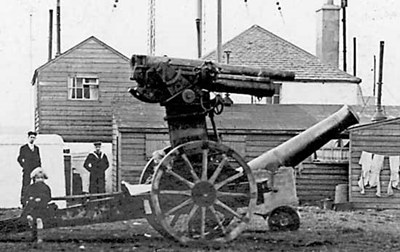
[191, 181, 217, 207]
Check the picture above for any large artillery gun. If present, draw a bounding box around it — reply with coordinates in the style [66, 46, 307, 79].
[0, 55, 359, 246]
[129, 55, 359, 244]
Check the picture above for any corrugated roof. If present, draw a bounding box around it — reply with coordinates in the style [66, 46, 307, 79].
[113, 102, 400, 132]
[203, 25, 361, 83]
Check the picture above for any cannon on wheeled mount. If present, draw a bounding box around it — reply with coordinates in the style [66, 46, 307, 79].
[0, 55, 359, 246]
[129, 55, 359, 244]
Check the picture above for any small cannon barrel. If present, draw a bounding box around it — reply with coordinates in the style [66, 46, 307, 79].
[248, 105, 359, 172]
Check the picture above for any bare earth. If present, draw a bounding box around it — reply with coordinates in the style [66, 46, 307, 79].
[1, 206, 400, 252]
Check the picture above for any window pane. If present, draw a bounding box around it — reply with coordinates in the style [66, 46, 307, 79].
[85, 78, 98, 84]
[90, 85, 99, 100]
[71, 88, 75, 99]
[76, 78, 83, 87]
[83, 85, 90, 99]
[76, 88, 83, 98]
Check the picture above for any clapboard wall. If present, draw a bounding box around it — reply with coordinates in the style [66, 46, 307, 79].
[112, 125, 299, 188]
[33, 36, 135, 143]
[349, 118, 400, 209]
[296, 161, 348, 203]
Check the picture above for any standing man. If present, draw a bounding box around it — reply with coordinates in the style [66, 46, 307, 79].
[17, 131, 41, 207]
[83, 142, 109, 194]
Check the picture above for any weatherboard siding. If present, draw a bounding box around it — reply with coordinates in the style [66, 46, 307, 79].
[349, 119, 400, 210]
[35, 38, 135, 142]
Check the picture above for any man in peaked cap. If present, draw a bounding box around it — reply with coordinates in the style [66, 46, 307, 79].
[83, 142, 109, 193]
[17, 131, 41, 207]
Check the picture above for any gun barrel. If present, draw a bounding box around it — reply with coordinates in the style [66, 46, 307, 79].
[248, 105, 359, 172]
[131, 55, 295, 99]
[131, 55, 295, 81]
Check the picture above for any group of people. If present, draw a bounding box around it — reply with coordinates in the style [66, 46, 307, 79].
[16, 131, 109, 244]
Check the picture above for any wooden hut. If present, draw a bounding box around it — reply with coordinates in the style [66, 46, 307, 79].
[349, 118, 400, 209]
[32, 36, 136, 143]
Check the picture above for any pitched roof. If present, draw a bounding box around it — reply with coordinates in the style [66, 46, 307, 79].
[31, 36, 129, 84]
[203, 25, 361, 84]
[114, 102, 400, 133]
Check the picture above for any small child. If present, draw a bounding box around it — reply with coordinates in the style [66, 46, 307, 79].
[23, 167, 52, 244]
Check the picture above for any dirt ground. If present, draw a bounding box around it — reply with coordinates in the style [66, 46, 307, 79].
[1, 206, 400, 252]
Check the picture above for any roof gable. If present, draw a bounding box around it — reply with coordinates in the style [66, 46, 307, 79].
[203, 25, 360, 83]
[32, 36, 129, 84]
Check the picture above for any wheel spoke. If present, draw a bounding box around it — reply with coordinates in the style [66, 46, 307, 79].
[215, 199, 243, 220]
[160, 190, 192, 196]
[216, 191, 249, 198]
[200, 207, 206, 239]
[208, 155, 228, 184]
[183, 204, 199, 233]
[201, 148, 209, 181]
[209, 205, 226, 234]
[170, 213, 181, 227]
[165, 169, 194, 189]
[181, 153, 201, 182]
[214, 172, 244, 190]
[165, 198, 193, 216]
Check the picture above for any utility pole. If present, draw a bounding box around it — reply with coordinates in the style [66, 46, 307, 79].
[353, 37, 356, 76]
[148, 0, 156, 56]
[372, 41, 387, 122]
[217, 0, 222, 62]
[341, 0, 347, 72]
[196, 0, 202, 58]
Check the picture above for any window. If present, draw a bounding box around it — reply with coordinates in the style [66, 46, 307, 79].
[68, 76, 99, 100]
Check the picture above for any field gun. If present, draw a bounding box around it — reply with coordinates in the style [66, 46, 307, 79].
[129, 55, 359, 245]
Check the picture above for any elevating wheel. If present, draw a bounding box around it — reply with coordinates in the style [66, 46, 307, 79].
[150, 140, 257, 245]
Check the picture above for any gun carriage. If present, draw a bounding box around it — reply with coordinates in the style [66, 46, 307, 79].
[0, 55, 359, 246]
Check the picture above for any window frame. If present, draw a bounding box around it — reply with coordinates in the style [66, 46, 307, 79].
[68, 75, 99, 101]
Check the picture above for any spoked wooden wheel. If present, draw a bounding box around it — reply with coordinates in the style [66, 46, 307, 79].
[151, 140, 257, 245]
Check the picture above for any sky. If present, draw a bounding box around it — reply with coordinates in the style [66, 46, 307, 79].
[1, 0, 400, 134]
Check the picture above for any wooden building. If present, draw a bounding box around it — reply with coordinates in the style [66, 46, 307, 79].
[32, 36, 136, 143]
[349, 118, 400, 209]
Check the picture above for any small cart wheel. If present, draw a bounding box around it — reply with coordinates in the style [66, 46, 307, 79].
[267, 206, 300, 232]
[151, 140, 257, 245]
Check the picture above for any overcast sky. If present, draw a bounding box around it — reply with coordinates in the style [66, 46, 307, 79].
[1, 0, 399, 134]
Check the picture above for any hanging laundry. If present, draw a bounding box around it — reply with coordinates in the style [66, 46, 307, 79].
[388, 156, 400, 196]
[357, 151, 373, 194]
[368, 154, 384, 197]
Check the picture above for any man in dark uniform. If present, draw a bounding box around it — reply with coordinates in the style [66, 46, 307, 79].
[17, 131, 41, 206]
[83, 142, 109, 193]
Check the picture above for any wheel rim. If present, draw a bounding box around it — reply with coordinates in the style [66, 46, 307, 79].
[151, 140, 257, 245]
[268, 206, 300, 232]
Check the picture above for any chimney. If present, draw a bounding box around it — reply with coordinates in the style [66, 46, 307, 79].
[48, 9, 53, 61]
[316, 0, 340, 67]
[56, 0, 61, 56]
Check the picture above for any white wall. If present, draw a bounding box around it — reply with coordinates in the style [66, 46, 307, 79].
[281, 82, 360, 105]
[229, 82, 360, 105]
[0, 134, 66, 208]
[64, 143, 112, 194]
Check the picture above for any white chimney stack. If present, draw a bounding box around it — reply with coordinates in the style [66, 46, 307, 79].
[316, 0, 340, 67]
